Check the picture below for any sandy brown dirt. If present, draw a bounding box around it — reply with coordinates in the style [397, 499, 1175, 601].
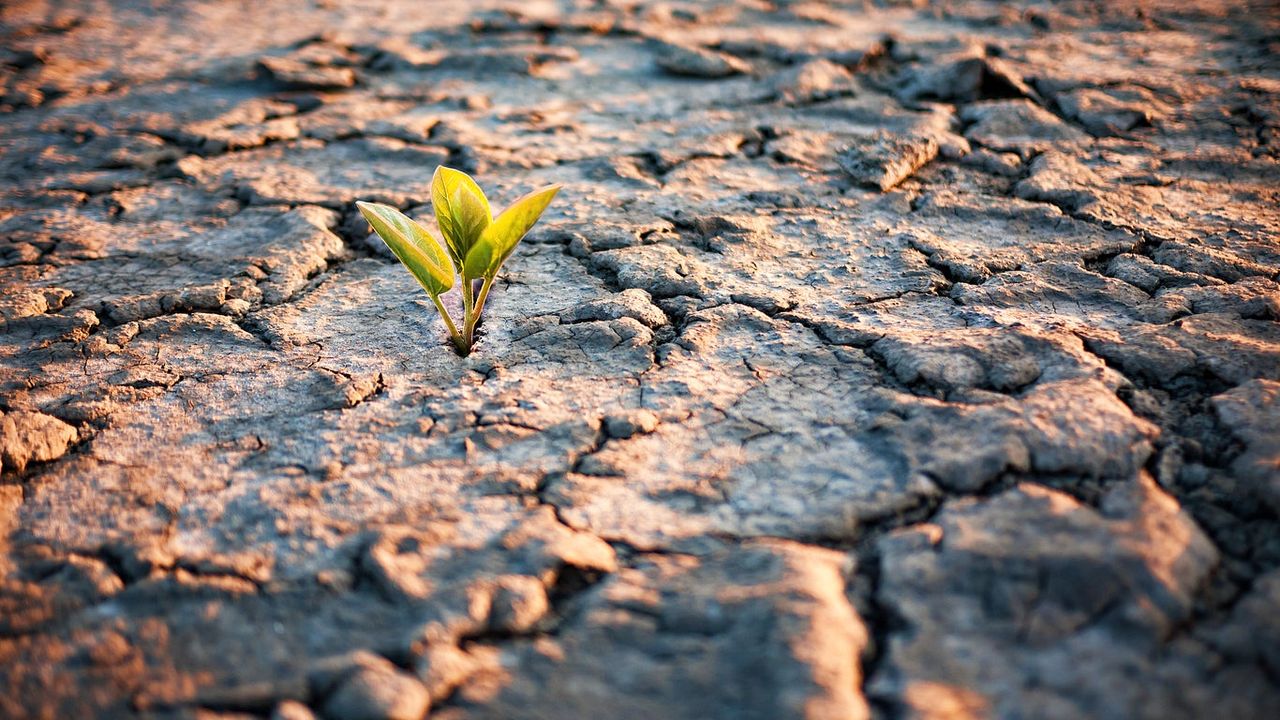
[2, 1, 1279, 718]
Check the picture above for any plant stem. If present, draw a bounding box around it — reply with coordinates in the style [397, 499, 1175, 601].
[461, 276, 475, 318]
[464, 275, 497, 345]
[430, 294, 468, 354]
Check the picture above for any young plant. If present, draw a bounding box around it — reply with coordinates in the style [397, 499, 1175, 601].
[356, 167, 560, 355]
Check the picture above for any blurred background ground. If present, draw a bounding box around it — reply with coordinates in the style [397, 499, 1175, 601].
[1, 1, 1278, 718]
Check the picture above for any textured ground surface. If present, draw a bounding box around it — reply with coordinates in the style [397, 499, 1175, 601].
[2, 0, 1279, 718]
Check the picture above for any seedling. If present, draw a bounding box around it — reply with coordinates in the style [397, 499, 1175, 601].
[357, 167, 560, 355]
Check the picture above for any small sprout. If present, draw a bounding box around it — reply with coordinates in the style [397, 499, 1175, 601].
[357, 167, 559, 356]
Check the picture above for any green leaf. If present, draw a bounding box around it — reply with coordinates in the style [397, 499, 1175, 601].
[431, 166, 491, 266]
[452, 184, 490, 263]
[473, 184, 561, 277]
[356, 201, 454, 296]
[462, 235, 496, 281]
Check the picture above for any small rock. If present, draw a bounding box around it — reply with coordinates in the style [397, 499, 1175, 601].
[259, 56, 357, 90]
[222, 298, 251, 316]
[837, 131, 939, 191]
[91, 132, 181, 169]
[488, 575, 549, 633]
[413, 644, 491, 700]
[1105, 254, 1216, 293]
[559, 289, 669, 328]
[0, 410, 79, 474]
[898, 52, 1036, 103]
[899, 53, 984, 101]
[935, 132, 971, 160]
[367, 37, 446, 72]
[322, 666, 430, 720]
[1056, 86, 1158, 135]
[0, 242, 42, 264]
[273, 700, 318, 720]
[308, 650, 393, 700]
[822, 41, 886, 69]
[655, 42, 751, 78]
[769, 58, 853, 103]
[0, 287, 72, 322]
[1013, 151, 1101, 210]
[961, 99, 1087, 154]
[461, 94, 491, 111]
[960, 148, 1022, 177]
[603, 409, 660, 439]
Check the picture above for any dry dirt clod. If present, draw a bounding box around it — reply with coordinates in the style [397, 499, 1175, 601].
[837, 131, 940, 191]
[321, 666, 430, 720]
[654, 41, 752, 78]
[0, 410, 79, 474]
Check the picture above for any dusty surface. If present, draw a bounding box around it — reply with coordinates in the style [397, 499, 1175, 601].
[1, 0, 1278, 718]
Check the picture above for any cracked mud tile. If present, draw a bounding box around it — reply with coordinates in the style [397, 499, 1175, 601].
[546, 304, 940, 548]
[866, 475, 1280, 720]
[902, 190, 1140, 283]
[179, 137, 451, 208]
[449, 541, 868, 720]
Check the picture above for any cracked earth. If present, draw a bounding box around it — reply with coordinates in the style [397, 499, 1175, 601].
[2, 1, 1279, 718]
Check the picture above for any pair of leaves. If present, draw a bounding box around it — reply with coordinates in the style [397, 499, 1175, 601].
[432, 166, 560, 283]
[357, 166, 559, 293]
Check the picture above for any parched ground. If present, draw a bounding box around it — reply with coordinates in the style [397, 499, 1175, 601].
[1, 0, 1278, 718]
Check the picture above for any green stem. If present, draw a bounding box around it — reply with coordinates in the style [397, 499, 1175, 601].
[430, 294, 468, 354]
[464, 275, 496, 346]
[459, 274, 477, 353]
[461, 275, 475, 322]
